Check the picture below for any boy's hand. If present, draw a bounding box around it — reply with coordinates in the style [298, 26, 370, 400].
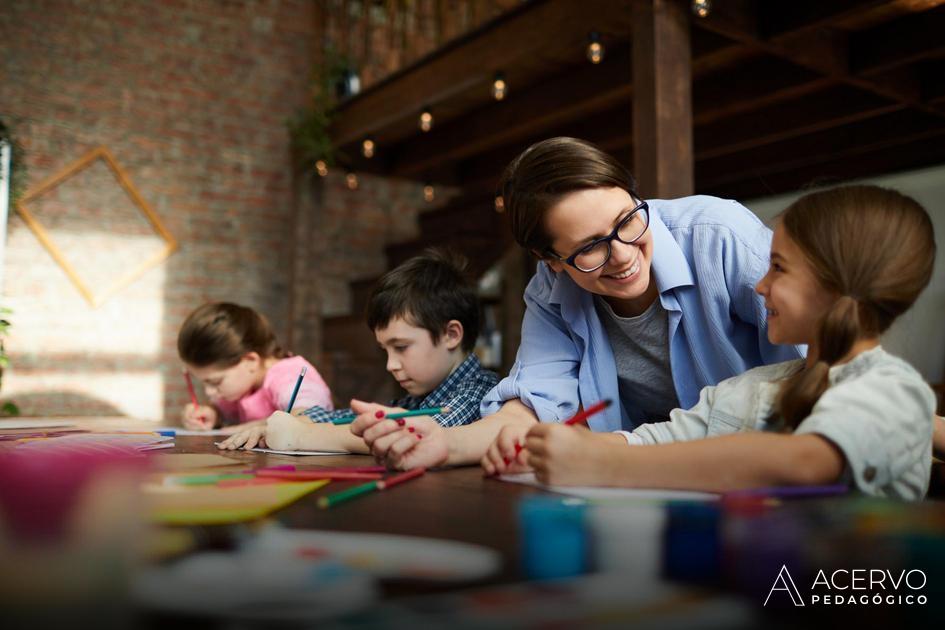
[525, 423, 613, 486]
[182, 404, 218, 430]
[217, 420, 267, 450]
[481, 424, 532, 477]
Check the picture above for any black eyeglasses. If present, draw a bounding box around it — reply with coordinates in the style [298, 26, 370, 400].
[547, 201, 650, 272]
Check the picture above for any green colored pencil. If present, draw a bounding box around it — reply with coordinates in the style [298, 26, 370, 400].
[317, 480, 379, 508]
[330, 406, 450, 426]
[174, 473, 255, 486]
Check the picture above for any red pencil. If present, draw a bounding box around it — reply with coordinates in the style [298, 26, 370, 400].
[256, 470, 384, 481]
[183, 369, 199, 407]
[563, 399, 612, 426]
[377, 467, 425, 490]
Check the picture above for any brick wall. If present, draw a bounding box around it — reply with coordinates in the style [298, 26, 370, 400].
[0, 0, 501, 421]
[0, 0, 325, 421]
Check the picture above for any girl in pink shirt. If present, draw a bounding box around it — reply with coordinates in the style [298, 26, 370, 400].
[177, 303, 333, 431]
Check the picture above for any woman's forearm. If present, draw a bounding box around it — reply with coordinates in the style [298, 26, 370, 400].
[446, 399, 538, 465]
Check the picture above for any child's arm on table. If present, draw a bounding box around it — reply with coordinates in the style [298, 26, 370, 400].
[525, 425, 844, 491]
[217, 411, 369, 453]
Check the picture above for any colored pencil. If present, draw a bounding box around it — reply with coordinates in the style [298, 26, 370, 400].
[173, 473, 255, 486]
[376, 467, 425, 490]
[563, 399, 612, 426]
[285, 366, 308, 412]
[329, 414, 357, 425]
[183, 369, 199, 407]
[317, 480, 379, 508]
[256, 469, 384, 481]
[331, 406, 449, 426]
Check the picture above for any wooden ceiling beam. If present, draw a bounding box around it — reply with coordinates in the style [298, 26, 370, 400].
[851, 5, 945, 75]
[694, 1, 945, 120]
[699, 130, 945, 199]
[696, 109, 945, 189]
[388, 43, 634, 179]
[328, 0, 634, 148]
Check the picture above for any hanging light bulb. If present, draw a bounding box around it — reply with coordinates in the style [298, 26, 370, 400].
[362, 138, 375, 158]
[423, 183, 435, 203]
[494, 196, 505, 213]
[492, 72, 507, 101]
[691, 0, 711, 18]
[587, 32, 604, 64]
[419, 108, 433, 132]
[315, 160, 328, 177]
[345, 171, 359, 190]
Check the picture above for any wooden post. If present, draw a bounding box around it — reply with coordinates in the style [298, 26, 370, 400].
[632, 0, 694, 198]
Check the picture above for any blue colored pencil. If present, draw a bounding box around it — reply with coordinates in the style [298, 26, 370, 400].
[285, 366, 307, 412]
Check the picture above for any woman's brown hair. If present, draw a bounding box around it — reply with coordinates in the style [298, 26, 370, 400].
[776, 185, 936, 429]
[498, 137, 638, 256]
[177, 303, 288, 368]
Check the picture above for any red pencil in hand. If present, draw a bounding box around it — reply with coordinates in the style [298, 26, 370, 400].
[183, 369, 199, 407]
[563, 399, 612, 426]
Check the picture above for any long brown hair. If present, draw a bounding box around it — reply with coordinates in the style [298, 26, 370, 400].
[498, 137, 637, 256]
[776, 185, 935, 428]
[177, 303, 288, 368]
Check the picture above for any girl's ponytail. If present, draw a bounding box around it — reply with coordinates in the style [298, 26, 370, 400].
[777, 296, 860, 429]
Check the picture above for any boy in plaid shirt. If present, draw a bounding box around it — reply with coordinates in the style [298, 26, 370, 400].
[219, 249, 498, 455]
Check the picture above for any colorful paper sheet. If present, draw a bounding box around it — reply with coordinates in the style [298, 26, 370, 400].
[146, 480, 328, 525]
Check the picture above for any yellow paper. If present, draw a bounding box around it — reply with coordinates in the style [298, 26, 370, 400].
[146, 480, 328, 525]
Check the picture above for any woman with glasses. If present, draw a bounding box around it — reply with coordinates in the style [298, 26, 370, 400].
[352, 137, 802, 472]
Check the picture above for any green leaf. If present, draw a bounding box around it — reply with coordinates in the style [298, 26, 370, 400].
[1, 402, 19, 417]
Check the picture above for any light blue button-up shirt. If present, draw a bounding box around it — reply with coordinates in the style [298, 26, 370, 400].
[480, 195, 805, 432]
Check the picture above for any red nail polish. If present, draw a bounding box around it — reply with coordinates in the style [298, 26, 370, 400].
[396, 419, 406, 426]
[407, 426, 415, 433]
[503, 457, 510, 465]
[514, 443, 523, 454]
[375, 410, 385, 418]
[417, 434, 423, 440]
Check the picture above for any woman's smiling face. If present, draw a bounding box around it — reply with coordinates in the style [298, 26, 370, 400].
[543, 187, 656, 314]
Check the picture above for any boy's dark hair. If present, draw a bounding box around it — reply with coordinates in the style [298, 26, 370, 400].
[366, 248, 480, 352]
[178, 302, 287, 367]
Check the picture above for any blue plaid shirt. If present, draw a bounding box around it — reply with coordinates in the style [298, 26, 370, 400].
[302, 354, 498, 428]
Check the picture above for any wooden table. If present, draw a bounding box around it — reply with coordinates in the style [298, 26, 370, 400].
[168, 435, 544, 590]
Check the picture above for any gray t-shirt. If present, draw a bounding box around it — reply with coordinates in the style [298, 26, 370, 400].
[594, 295, 680, 421]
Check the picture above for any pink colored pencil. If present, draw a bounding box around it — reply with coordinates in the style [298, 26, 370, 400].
[563, 399, 612, 426]
[377, 467, 425, 490]
[256, 469, 384, 481]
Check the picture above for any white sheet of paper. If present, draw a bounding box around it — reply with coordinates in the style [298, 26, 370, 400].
[0, 419, 76, 430]
[500, 472, 718, 502]
[250, 447, 350, 456]
[212, 442, 351, 456]
[164, 429, 231, 436]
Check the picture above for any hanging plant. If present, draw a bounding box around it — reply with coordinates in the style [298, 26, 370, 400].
[288, 48, 359, 173]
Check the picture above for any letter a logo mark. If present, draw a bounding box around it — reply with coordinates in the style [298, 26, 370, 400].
[764, 565, 805, 607]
